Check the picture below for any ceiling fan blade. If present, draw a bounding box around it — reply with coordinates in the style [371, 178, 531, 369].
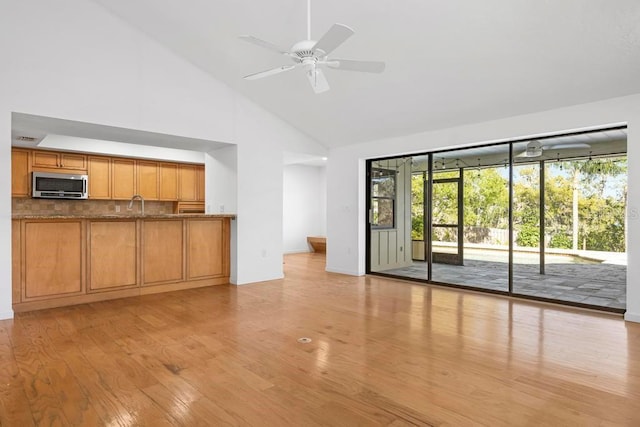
[312, 23, 354, 56]
[306, 67, 330, 94]
[325, 59, 386, 73]
[239, 35, 291, 56]
[545, 143, 591, 150]
[243, 65, 296, 80]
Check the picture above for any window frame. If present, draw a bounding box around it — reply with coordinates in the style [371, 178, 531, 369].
[371, 167, 396, 229]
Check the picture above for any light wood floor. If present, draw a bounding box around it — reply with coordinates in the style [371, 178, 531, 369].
[1, 253, 639, 426]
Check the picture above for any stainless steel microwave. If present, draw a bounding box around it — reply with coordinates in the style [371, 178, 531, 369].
[32, 171, 88, 199]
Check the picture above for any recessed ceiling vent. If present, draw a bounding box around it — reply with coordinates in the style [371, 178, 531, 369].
[16, 136, 38, 142]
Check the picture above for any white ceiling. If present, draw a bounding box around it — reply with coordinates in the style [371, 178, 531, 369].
[88, 0, 640, 149]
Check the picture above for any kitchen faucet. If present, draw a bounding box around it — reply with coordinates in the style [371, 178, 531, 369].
[128, 194, 145, 215]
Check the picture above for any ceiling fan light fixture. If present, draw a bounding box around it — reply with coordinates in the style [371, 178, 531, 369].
[522, 141, 543, 157]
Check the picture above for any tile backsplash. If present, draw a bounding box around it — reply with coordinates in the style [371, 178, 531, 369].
[12, 198, 174, 215]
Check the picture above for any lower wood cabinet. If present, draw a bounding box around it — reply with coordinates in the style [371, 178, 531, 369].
[188, 219, 226, 280]
[22, 220, 85, 300]
[88, 221, 137, 291]
[142, 220, 184, 285]
[12, 216, 232, 312]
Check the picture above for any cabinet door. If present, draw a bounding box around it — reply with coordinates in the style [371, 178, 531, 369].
[137, 161, 159, 200]
[88, 221, 137, 291]
[187, 219, 225, 279]
[12, 220, 21, 303]
[196, 165, 205, 201]
[32, 150, 87, 172]
[159, 163, 178, 200]
[88, 156, 111, 199]
[142, 220, 184, 285]
[11, 148, 31, 197]
[178, 164, 198, 201]
[32, 151, 59, 168]
[112, 158, 136, 200]
[23, 220, 84, 299]
[60, 153, 87, 170]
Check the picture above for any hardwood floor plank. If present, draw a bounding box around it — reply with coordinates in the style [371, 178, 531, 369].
[0, 325, 36, 427]
[0, 253, 639, 426]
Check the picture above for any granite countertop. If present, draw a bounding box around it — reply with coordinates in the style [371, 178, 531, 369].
[12, 213, 236, 220]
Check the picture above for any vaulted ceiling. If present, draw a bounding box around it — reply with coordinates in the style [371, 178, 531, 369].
[91, 0, 640, 148]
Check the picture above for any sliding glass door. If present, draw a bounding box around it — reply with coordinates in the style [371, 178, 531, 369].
[366, 127, 627, 312]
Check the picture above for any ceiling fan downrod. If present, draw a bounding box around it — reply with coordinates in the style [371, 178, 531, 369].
[307, 0, 311, 41]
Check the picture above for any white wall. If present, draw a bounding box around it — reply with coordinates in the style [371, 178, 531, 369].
[37, 135, 206, 164]
[283, 164, 326, 253]
[0, 0, 327, 318]
[326, 94, 640, 323]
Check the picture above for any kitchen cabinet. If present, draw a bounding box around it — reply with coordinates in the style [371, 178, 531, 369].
[174, 201, 205, 214]
[187, 218, 227, 280]
[137, 161, 160, 200]
[12, 221, 21, 303]
[12, 215, 232, 312]
[88, 156, 112, 199]
[178, 164, 198, 201]
[21, 220, 84, 300]
[159, 163, 178, 200]
[12, 148, 204, 202]
[11, 148, 30, 197]
[142, 219, 184, 285]
[196, 164, 205, 201]
[32, 150, 87, 172]
[112, 158, 136, 200]
[88, 220, 138, 291]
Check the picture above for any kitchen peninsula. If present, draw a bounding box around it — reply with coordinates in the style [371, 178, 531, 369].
[12, 213, 234, 312]
[11, 146, 235, 312]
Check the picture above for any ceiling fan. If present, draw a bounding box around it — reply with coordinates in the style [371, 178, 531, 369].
[516, 140, 591, 158]
[239, 0, 385, 94]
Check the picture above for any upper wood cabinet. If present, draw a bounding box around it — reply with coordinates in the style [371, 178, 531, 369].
[178, 164, 198, 201]
[159, 163, 179, 200]
[88, 156, 112, 200]
[137, 161, 159, 200]
[196, 165, 205, 201]
[11, 148, 204, 202]
[32, 150, 87, 172]
[11, 148, 31, 197]
[112, 158, 136, 200]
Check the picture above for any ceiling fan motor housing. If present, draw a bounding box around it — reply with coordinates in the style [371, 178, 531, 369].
[291, 40, 324, 60]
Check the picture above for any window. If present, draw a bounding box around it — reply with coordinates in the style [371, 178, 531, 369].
[371, 168, 395, 228]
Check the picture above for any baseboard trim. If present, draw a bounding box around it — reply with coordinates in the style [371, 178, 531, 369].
[325, 267, 363, 276]
[624, 312, 640, 323]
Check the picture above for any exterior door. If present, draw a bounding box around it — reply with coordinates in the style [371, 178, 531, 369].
[431, 171, 463, 265]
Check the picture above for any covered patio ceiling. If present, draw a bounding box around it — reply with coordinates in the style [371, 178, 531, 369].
[393, 126, 628, 172]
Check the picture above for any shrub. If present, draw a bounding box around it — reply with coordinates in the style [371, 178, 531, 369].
[516, 224, 539, 247]
[549, 233, 572, 249]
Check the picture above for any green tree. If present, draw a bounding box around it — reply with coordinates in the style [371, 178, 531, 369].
[464, 168, 508, 229]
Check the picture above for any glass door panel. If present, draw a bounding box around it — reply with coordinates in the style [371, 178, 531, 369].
[431, 176, 462, 265]
[511, 149, 542, 298]
[369, 157, 416, 277]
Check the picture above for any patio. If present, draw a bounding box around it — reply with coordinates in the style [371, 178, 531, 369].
[382, 259, 626, 310]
